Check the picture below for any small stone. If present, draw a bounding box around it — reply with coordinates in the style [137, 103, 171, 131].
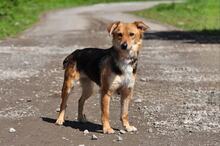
[26, 99, 32, 102]
[83, 129, 89, 135]
[9, 128, 16, 133]
[78, 145, 85, 146]
[91, 134, 98, 140]
[148, 128, 153, 133]
[117, 135, 123, 141]
[62, 137, 69, 140]
[134, 98, 142, 103]
[23, 61, 30, 66]
[19, 98, 24, 101]
[140, 78, 146, 82]
[119, 129, 126, 134]
[56, 108, 60, 112]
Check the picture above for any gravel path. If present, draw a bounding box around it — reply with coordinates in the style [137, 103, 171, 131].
[0, 1, 219, 146]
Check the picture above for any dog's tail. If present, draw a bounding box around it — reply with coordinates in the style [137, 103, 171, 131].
[63, 50, 79, 69]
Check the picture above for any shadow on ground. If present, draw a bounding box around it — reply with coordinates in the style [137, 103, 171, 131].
[144, 30, 220, 44]
[41, 117, 104, 133]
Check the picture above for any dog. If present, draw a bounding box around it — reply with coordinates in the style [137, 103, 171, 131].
[55, 21, 149, 134]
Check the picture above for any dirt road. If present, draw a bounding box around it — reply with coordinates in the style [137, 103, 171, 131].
[0, 1, 219, 146]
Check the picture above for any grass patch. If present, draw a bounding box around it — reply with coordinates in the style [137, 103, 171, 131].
[134, 0, 220, 31]
[0, 0, 145, 40]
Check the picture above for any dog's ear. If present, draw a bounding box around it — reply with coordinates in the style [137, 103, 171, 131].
[134, 21, 149, 32]
[107, 21, 120, 35]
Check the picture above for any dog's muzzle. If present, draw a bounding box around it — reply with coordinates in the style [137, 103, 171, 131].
[121, 42, 128, 50]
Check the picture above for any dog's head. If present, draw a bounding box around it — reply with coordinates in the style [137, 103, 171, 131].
[107, 21, 149, 59]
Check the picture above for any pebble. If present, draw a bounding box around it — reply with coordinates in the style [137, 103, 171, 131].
[91, 134, 98, 140]
[134, 98, 142, 103]
[83, 129, 89, 135]
[117, 135, 123, 141]
[9, 128, 16, 133]
[19, 98, 25, 101]
[148, 128, 153, 133]
[140, 78, 147, 82]
[26, 99, 32, 102]
[23, 61, 30, 66]
[62, 137, 69, 140]
[119, 129, 126, 134]
[78, 145, 85, 146]
[56, 108, 60, 112]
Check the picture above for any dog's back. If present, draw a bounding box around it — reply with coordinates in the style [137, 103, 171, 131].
[63, 48, 112, 85]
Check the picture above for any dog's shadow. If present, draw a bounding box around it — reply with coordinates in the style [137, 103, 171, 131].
[41, 117, 104, 133]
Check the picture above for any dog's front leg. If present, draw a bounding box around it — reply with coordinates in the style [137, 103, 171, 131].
[101, 90, 115, 134]
[120, 88, 137, 132]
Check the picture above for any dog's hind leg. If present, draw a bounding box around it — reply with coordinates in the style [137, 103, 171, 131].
[78, 78, 94, 123]
[56, 64, 79, 125]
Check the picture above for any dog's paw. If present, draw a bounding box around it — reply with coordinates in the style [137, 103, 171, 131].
[103, 127, 115, 134]
[78, 114, 88, 123]
[125, 125, 137, 132]
[55, 118, 64, 125]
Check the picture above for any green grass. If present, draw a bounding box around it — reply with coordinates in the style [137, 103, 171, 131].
[134, 0, 220, 31]
[0, 0, 144, 40]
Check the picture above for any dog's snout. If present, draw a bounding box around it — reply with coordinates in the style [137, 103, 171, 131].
[121, 42, 128, 50]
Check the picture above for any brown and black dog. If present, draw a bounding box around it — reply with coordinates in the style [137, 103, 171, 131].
[55, 21, 149, 134]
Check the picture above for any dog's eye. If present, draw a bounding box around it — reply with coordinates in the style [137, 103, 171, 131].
[129, 32, 135, 37]
[117, 33, 123, 37]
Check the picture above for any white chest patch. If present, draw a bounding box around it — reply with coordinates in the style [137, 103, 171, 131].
[109, 61, 135, 91]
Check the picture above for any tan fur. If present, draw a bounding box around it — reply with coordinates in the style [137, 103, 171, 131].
[56, 64, 80, 125]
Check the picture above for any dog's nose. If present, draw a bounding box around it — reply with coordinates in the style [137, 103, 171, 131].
[121, 42, 128, 50]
